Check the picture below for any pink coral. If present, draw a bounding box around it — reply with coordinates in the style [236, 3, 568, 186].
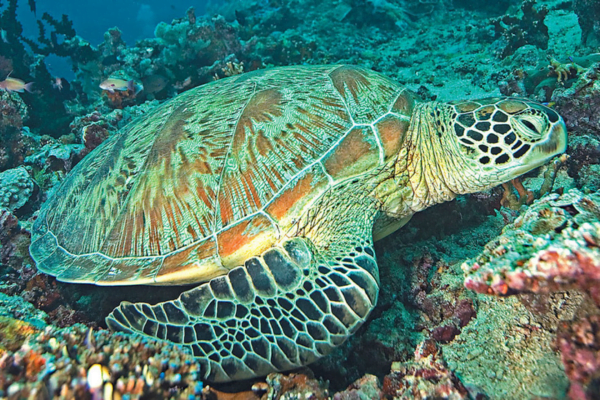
[382, 339, 470, 399]
[557, 315, 600, 399]
[463, 190, 600, 304]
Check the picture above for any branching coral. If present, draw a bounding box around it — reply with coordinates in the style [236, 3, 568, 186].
[500, 154, 567, 210]
[549, 57, 587, 83]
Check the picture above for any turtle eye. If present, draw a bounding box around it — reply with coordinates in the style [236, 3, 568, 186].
[522, 120, 538, 133]
[511, 114, 546, 142]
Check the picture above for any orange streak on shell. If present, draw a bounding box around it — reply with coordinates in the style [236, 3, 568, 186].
[217, 214, 278, 267]
[266, 173, 317, 221]
[232, 88, 284, 157]
[157, 236, 220, 284]
[323, 127, 378, 179]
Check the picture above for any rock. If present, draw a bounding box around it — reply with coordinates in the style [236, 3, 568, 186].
[462, 189, 600, 304]
[545, 10, 582, 55]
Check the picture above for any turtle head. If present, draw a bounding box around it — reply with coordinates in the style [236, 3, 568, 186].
[403, 96, 567, 209]
[444, 97, 567, 191]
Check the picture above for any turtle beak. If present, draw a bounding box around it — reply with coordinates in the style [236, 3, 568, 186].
[526, 119, 567, 166]
[504, 118, 568, 178]
[542, 119, 568, 155]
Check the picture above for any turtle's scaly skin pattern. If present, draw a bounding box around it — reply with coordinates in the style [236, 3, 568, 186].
[109, 178, 382, 382]
[30, 65, 568, 382]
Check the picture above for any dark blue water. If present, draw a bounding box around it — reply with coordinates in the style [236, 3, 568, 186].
[15, 0, 210, 77]
[19, 0, 209, 44]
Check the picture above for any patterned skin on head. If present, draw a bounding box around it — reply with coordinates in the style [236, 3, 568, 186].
[397, 96, 567, 212]
[449, 98, 566, 171]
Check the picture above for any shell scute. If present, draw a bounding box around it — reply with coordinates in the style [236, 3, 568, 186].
[218, 69, 354, 228]
[329, 66, 401, 123]
[391, 89, 417, 116]
[217, 213, 279, 268]
[375, 115, 410, 160]
[322, 126, 380, 180]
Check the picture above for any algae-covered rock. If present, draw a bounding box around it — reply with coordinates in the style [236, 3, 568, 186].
[544, 10, 582, 55]
[443, 295, 572, 399]
[462, 189, 600, 302]
[0, 167, 34, 212]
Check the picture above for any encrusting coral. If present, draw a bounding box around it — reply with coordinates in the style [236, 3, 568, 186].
[0, 167, 34, 212]
[462, 189, 600, 302]
[0, 306, 206, 399]
[382, 339, 470, 399]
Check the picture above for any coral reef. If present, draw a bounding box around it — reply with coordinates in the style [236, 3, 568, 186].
[491, 1, 549, 59]
[461, 189, 600, 397]
[0, 167, 35, 212]
[557, 314, 600, 399]
[573, 0, 600, 47]
[462, 189, 600, 303]
[0, 209, 32, 272]
[263, 371, 329, 400]
[0, 0, 598, 398]
[333, 374, 383, 400]
[552, 61, 600, 136]
[0, 0, 78, 137]
[382, 339, 470, 399]
[500, 53, 600, 107]
[0, 307, 205, 399]
[0, 91, 33, 171]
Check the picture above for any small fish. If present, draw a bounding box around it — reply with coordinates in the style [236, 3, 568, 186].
[53, 77, 63, 91]
[100, 78, 143, 94]
[141, 74, 168, 94]
[1, 29, 9, 43]
[174, 76, 192, 90]
[0, 74, 34, 93]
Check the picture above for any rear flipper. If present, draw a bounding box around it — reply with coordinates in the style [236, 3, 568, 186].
[107, 236, 379, 382]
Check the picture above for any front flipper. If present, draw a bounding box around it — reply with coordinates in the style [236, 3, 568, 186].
[107, 232, 380, 382]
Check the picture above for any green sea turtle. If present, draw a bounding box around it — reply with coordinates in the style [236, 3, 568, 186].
[30, 65, 567, 382]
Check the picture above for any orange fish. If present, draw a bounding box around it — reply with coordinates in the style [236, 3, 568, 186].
[0, 74, 33, 93]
